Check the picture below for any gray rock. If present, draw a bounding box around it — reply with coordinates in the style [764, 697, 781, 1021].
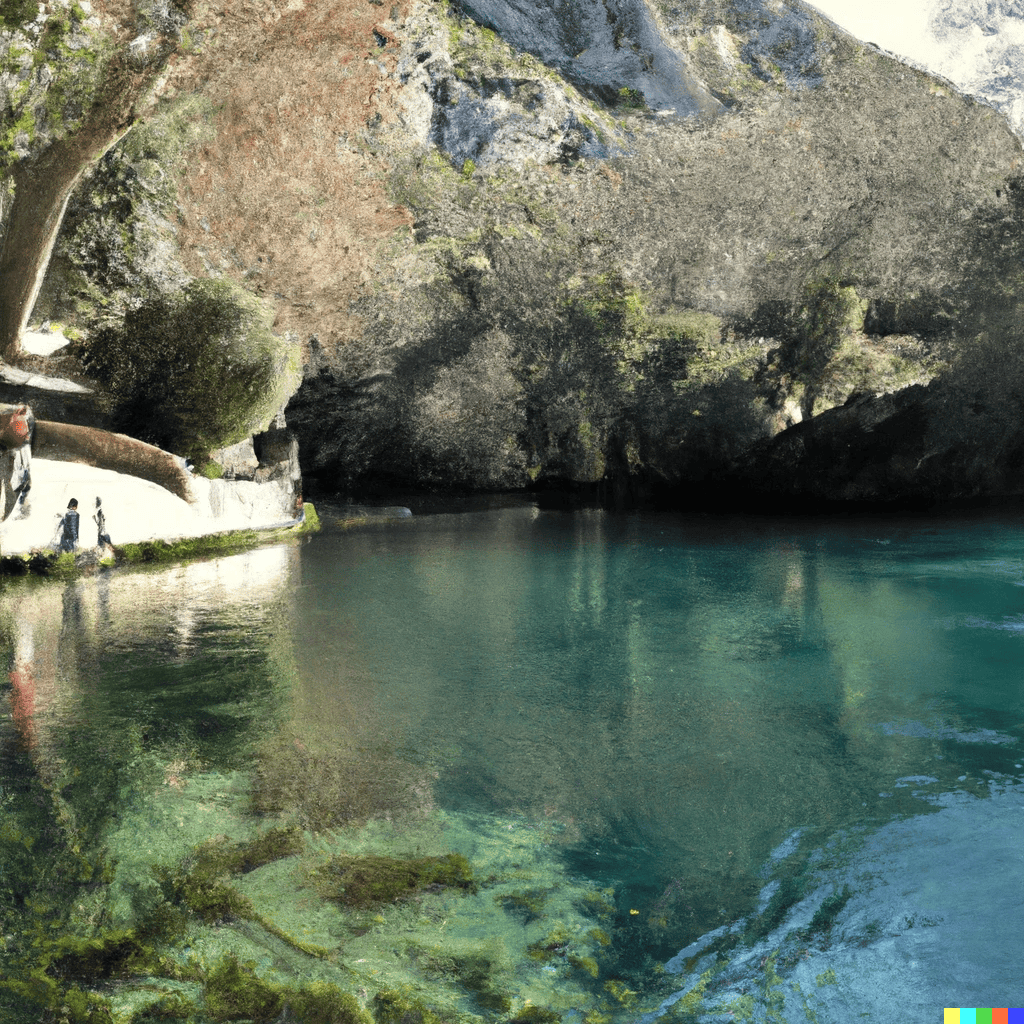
[393, 4, 626, 168]
[209, 438, 259, 481]
[456, 0, 723, 115]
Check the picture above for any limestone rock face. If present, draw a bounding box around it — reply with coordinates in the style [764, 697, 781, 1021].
[455, 0, 723, 114]
[0, 1, 107, 171]
[16, 0, 1024, 507]
[394, 3, 624, 168]
[286, 0, 1023, 501]
[33, 141, 190, 325]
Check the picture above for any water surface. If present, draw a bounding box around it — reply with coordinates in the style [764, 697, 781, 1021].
[2, 504, 1022, 1020]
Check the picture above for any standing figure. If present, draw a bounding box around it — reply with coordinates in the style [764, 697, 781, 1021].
[57, 498, 80, 553]
[0, 404, 33, 521]
[93, 496, 112, 549]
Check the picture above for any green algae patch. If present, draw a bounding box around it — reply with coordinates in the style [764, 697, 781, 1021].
[151, 830, 304, 928]
[203, 954, 373, 1024]
[312, 852, 476, 910]
[568, 954, 599, 978]
[496, 888, 550, 924]
[288, 980, 373, 1024]
[508, 1006, 563, 1023]
[190, 827, 305, 878]
[526, 925, 574, 963]
[126, 989, 201, 1021]
[115, 516, 307, 566]
[416, 941, 514, 1013]
[149, 828, 338, 961]
[576, 889, 617, 921]
[801, 885, 854, 940]
[45, 929, 156, 982]
[204, 953, 283, 1022]
[371, 988, 446, 1024]
[250, 733, 426, 832]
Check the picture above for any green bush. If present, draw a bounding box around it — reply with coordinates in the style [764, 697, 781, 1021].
[83, 279, 299, 459]
[0, 0, 37, 29]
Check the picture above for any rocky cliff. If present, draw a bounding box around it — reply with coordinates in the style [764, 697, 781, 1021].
[8, 0, 1024, 506]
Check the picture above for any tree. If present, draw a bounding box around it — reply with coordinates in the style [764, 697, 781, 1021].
[780, 274, 866, 420]
[0, 0, 190, 364]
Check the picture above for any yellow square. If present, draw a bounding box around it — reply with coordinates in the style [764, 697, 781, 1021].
[945, 1011, 961, 1024]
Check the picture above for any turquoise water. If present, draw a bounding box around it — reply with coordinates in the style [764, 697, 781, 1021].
[2, 503, 1023, 1020]
[294, 507, 1024, 942]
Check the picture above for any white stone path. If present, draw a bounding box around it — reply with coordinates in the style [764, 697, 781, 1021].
[0, 459, 297, 556]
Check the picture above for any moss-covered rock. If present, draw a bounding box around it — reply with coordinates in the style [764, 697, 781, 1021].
[33, 94, 213, 326]
[0, 1, 110, 172]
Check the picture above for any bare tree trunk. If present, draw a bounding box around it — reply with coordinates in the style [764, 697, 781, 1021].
[34, 420, 197, 503]
[0, 54, 167, 364]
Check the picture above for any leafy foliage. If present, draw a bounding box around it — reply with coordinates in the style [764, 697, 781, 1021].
[917, 174, 1024, 467]
[776, 274, 866, 418]
[291, 214, 770, 493]
[0, 0, 36, 31]
[83, 278, 298, 458]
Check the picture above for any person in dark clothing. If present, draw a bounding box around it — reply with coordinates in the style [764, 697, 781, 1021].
[93, 496, 112, 549]
[57, 498, 80, 553]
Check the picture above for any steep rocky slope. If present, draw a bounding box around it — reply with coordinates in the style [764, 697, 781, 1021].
[11, 0, 1024, 504]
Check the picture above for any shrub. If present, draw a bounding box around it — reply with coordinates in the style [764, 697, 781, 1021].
[83, 279, 299, 459]
[779, 274, 866, 418]
[0, 0, 37, 30]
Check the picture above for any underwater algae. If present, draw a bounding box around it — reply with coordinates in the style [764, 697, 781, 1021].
[0, 671, 675, 1024]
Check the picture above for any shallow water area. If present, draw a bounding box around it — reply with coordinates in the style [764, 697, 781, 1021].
[1, 503, 1022, 1022]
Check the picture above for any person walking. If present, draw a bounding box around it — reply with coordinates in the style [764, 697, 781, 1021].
[57, 498, 80, 553]
[93, 497, 112, 549]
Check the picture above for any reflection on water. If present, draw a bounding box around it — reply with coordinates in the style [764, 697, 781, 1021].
[288, 507, 1024, 956]
[1, 509, 1023, 1020]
